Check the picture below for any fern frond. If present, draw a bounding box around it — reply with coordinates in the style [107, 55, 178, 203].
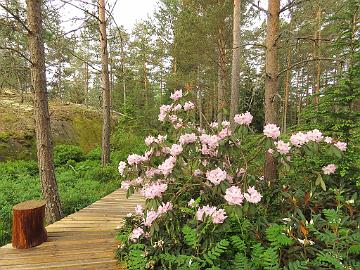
[315, 252, 344, 270]
[251, 243, 265, 267]
[266, 224, 293, 248]
[182, 225, 199, 248]
[348, 243, 360, 254]
[262, 247, 281, 270]
[284, 260, 309, 270]
[233, 252, 249, 270]
[127, 244, 146, 270]
[230, 236, 246, 253]
[203, 239, 229, 266]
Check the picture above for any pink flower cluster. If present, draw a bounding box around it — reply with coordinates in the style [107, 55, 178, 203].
[118, 161, 126, 176]
[322, 164, 337, 175]
[234, 111, 253, 125]
[170, 144, 183, 156]
[224, 186, 244, 205]
[179, 133, 197, 145]
[158, 104, 172, 122]
[145, 136, 155, 146]
[127, 154, 147, 165]
[206, 168, 227, 185]
[143, 202, 173, 227]
[290, 132, 308, 147]
[200, 134, 221, 156]
[218, 127, 231, 139]
[196, 205, 227, 224]
[263, 124, 281, 139]
[158, 156, 177, 176]
[184, 101, 195, 111]
[275, 140, 291, 155]
[170, 89, 183, 101]
[129, 227, 144, 241]
[335, 141, 347, 151]
[244, 186, 262, 203]
[140, 181, 168, 199]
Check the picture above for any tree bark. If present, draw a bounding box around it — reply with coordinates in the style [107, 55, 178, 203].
[98, 0, 111, 166]
[264, 0, 280, 181]
[229, 0, 242, 130]
[313, 6, 322, 110]
[26, 0, 62, 223]
[217, 24, 226, 123]
[282, 45, 292, 133]
[12, 200, 47, 249]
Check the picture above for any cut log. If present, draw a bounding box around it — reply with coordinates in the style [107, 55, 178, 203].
[12, 200, 47, 249]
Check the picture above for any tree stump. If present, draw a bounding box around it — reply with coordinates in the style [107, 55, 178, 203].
[12, 200, 47, 249]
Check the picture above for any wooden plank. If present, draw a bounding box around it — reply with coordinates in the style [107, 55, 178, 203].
[0, 189, 143, 269]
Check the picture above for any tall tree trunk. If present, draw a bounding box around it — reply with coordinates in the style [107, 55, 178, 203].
[26, 0, 62, 223]
[282, 45, 292, 133]
[217, 24, 226, 123]
[84, 62, 89, 106]
[313, 6, 322, 110]
[98, 0, 111, 166]
[229, 0, 242, 130]
[264, 0, 280, 181]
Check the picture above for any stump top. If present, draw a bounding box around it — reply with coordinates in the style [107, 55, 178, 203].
[13, 200, 46, 211]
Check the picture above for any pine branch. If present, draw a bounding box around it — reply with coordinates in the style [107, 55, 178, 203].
[278, 58, 334, 76]
[280, 0, 306, 13]
[0, 3, 31, 33]
[0, 46, 32, 64]
[247, 1, 268, 14]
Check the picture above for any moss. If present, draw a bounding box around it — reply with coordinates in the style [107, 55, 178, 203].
[73, 115, 102, 152]
[0, 132, 10, 142]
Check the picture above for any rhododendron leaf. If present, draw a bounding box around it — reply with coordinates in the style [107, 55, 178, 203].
[332, 146, 342, 158]
[315, 175, 322, 186]
[320, 178, 326, 191]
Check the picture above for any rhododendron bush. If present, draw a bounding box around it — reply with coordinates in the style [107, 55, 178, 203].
[116, 90, 359, 270]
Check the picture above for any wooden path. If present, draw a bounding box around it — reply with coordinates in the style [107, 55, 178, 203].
[0, 189, 142, 270]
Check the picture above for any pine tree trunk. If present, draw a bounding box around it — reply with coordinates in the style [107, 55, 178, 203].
[26, 0, 62, 223]
[314, 6, 322, 110]
[264, 0, 280, 181]
[217, 24, 226, 123]
[230, 0, 242, 130]
[282, 46, 292, 133]
[98, 0, 111, 166]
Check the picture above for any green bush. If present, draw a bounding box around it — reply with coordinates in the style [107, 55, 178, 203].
[54, 144, 85, 166]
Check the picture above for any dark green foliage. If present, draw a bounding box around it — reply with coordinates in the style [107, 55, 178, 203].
[203, 239, 229, 266]
[54, 144, 85, 166]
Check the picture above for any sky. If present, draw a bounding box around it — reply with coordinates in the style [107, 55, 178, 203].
[58, 0, 159, 32]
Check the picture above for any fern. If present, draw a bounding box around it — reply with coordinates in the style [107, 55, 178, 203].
[262, 247, 281, 270]
[203, 239, 229, 266]
[348, 243, 360, 254]
[233, 252, 250, 270]
[315, 252, 344, 270]
[182, 225, 199, 248]
[230, 236, 246, 253]
[322, 209, 341, 225]
[284, 260, 309, 270]
[266, 224, 293, 248]
[251, 243, 265, 267]
[127, 244, 146, 270]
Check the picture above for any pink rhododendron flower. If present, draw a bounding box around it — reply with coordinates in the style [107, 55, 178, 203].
[129, 227, 144, 241]
[222, 121, 230, 127]
[173, 104, 182, 111]
[140, 182, 168, 199]
[170, 89, 183, 101]
[156, 134, 167, 144]
[322, 164, 337, 175]
[118, 161, 126, 176]
[306, 129, 323, 142]
[275, 140, 291, 154]
[206, 168, 227, 185]
[210, 122, 219, 128]
[234, 111, 253, 125]
[135, 204, 143, 216]
[196, 205, 227, 224]
[158, 156, 177, 176]
[244, 186, 262, 204]
[169, 114, 178, 123]
[335, 141, 347, 151]
[324, 136, 333, 143]
[184, 101, 195, 111]
[143, 210, 158, 227]
[158, 104, 172, 121]
[170, 144, 183, 156]
[290, 132, 308, 147]
[145, 136, 155, 146]
[179, 133, 197, 144]
[157, 202, 173, 215]
[267, 148, 274, 154]
[127, 154, 146, 165]
[218, 127, 231, 139]
[236, 168, 246, 177]
[121, 180, 131, 190]
[224, 186, 244, 205]
[263, 124, 280, 139]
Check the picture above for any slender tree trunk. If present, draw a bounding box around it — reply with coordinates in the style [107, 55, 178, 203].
[230, 0, 242, 130]
[26, 0, 62, 223]
[314, 6, 322, 110]
[98, 0, 111, 166]
[84, 62, 89, 106]
[264, 0, 280, 181]
[217, 24, 226, 123]
[282, 45, 292, 133]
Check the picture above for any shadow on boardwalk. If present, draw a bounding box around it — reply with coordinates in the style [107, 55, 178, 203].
[0, 189, 142, 269]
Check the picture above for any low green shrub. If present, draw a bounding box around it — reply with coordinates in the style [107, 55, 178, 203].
[54, 144, 85, 166]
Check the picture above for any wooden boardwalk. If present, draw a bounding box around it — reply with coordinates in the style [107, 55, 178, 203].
[0, 189, 142, 269]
